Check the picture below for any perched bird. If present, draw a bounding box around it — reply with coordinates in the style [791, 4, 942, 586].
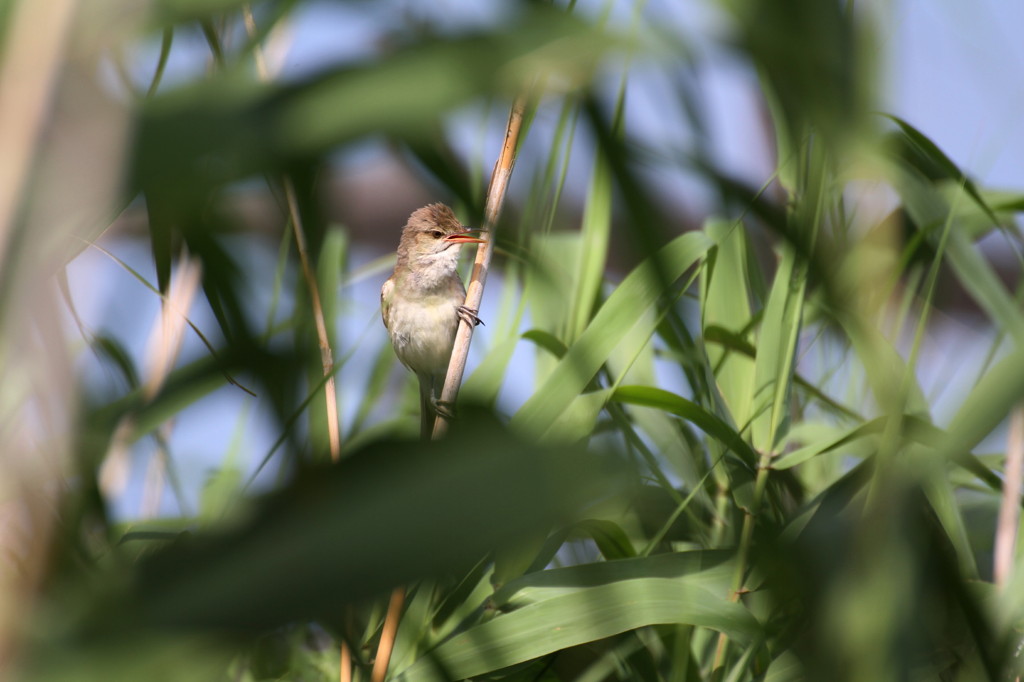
[381, 203, 484, 439]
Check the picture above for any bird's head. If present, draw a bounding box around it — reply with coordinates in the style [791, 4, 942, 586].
[397, 203, 485, 263]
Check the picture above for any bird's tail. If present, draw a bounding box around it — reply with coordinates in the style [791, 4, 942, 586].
[418, 373, 436, 441]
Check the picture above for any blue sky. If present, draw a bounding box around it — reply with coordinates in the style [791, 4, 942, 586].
[887, 0, 1024, 190]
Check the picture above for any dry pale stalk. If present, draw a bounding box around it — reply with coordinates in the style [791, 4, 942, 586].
[339, 637, 352, 682]
[241, 6, 341, 463]
[280, 175, 348, 671]
[143, 255, 203, 400]
[1, 0, 138, 665]
[370, 587, 407, 682]
[242, 9, 346, 678]
[995, 406, 1024, 587]
[431, 96, 528, 439]
[0, 0, 77, 261]
[100, 255, 202, 500]
[282, 181, 343, 462]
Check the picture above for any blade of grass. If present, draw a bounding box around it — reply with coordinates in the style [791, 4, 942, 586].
[701, 219, 755, 430]
[750, 246, 806, 455]
[511, 231, 714, 436]
[395, 560, 758, 681]
[610, 386, 758, 468]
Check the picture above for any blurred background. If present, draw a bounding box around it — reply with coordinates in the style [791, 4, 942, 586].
[3, 0, 1024, 680]
[50, 0, 1024, 516]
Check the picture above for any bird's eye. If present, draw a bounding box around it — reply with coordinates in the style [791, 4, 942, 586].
[431, 230, 444, 239]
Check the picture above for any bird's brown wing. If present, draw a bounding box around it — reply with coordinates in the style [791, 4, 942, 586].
[380, 276, 395, 330]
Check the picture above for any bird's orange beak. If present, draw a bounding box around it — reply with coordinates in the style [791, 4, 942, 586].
[444, 229, 486, 245]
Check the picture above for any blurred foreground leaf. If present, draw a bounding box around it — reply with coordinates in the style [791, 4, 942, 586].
[124, 410, 624, 632]
[132, 7, 614, 200]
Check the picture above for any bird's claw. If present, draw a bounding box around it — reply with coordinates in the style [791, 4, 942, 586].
[457, 306, 484, 327]
[431, 398, 456, 420]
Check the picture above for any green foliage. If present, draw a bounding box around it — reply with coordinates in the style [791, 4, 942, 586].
[5, 0, 1024, 681]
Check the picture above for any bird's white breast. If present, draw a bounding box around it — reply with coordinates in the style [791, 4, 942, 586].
[386, 290, 459, 375]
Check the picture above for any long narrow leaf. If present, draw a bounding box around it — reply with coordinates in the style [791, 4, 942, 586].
[511, 231, 713, 435]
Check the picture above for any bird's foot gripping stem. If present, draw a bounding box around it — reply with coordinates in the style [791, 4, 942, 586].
[457, 306, 484, 327]
[431, 397, 456, 421]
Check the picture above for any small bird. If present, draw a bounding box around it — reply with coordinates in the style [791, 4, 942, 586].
[381, 203, 485, 439]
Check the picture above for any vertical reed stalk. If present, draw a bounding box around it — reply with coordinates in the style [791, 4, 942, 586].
[432, 95, 529, 438]
[995, 406, 1024, 587]
[243, 7, 346, 678]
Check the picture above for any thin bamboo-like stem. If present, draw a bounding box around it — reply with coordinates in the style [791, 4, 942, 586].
[281, 181, 342, 461]
[712, 450, 771, 675]
[339, 635, 352, 682]
[431, 96, 528, 438]
[370, 587, 407, 682]
[242, 6, 341, 463]
[242, 6, 269, 79]
[995, 406, 1024, 587]
[243, 8, 346, 678]
[0, 0, 77, 265]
